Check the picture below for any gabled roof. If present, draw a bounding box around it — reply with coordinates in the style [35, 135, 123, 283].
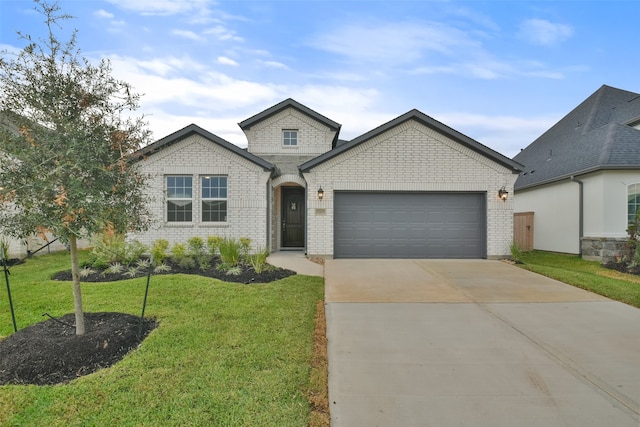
[300, 109, 523, 172]
[514, 85, 640, 190]
[238, 98, 342, 147]
[132, 124, 274, 171]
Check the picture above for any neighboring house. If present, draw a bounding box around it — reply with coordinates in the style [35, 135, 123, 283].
[132, 98, 522, 259]
[513, 85, 640, 262]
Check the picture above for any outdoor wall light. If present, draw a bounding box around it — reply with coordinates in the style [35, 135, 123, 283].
[317, 187, 324, 200]
[498, 187, 508, 202]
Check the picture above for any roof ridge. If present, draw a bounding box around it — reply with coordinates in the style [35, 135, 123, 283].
[597, 122, 618, 165]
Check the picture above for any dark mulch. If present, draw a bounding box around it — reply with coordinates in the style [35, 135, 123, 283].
[0, 312, 156, 386]
[51, 259, 296, 284]
[0, 258, 295, 387]
[603, 261, 640, 275]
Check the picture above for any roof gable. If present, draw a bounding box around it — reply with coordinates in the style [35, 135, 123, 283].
[239, 98, 341, 148]
[300, 109, 522, 172]
[514, 85, 640, 190]
[133, 124, 274, 171]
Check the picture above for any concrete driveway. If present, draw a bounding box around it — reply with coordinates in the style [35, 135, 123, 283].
[325, 259, 640, 427]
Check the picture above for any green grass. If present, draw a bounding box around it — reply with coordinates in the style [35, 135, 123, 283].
[0, 251, 324, 426]
[519, 251, 640, 308]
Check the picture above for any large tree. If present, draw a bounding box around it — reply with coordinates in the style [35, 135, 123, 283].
[0, 1, 151, 335]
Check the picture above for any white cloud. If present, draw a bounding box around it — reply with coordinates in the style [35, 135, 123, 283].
[171, 29, 204, 42]
[203, 25, 243, 42]
[259, 60, 288, 69]
[94, 9, 114, 19]
[105, 0, 212, 16]
[434, 112, 561, 157]
[309, 21, 476, 64]
[217, 56, 238, 66]
[518, 19, 573, 46]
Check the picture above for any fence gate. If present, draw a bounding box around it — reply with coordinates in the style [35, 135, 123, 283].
[513, 212, 534, 251]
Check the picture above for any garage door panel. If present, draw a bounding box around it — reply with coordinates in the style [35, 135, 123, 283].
[334, 192, 486, 258]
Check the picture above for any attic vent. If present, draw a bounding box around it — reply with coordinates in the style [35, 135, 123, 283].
[575, 121, 582, 129]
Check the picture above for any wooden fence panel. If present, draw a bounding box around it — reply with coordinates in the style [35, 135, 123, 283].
[514, 212, 534, 251]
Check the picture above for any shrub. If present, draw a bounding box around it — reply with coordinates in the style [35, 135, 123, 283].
[510, 241, 523, 264]
[90, 232, 127, 266]
[225, 266, 242, 276]
[247, 248, 270, 273]
[151, 239, 170, 265]
[124, 266, 141, 278]
[124, 240, 147, 265]
[104, 262, 124, 276]
[153, 262, 172, 274]
[219, 238, 241, 266]
[239, 237, 252, 258]
[90, 232, 147, 267]
[171, 242, 195, 269]
[206, 235, 224, 257]
[0, 237, 9, 261]
[188, 236, 212, 270]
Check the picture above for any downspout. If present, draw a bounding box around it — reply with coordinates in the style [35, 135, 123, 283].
[266, 178, 271, 253]
[570, 176, 583, 256]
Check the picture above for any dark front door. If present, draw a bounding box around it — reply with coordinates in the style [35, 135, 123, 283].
[282, 187, 305, 247]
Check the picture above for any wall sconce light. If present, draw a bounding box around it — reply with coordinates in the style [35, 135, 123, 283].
[317, 187, 324, 200]
[498, 187, 508, 202]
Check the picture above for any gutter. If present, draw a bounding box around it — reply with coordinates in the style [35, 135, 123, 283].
[570, 176, 584, 256]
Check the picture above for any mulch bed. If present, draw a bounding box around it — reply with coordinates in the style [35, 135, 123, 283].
[0, 312, 156, 386]
[1, 259, 296, 386]
[51, 259, 296, 284]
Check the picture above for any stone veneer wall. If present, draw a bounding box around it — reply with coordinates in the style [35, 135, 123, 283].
[581, 237, 628, 263]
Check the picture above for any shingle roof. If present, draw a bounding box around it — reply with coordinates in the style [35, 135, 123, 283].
[514, 85, 640, 190]
[132, 123, 274, 171]
[300, 109, 523, 172]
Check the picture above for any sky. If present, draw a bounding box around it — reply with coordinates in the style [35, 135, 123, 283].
[1, 0, 639, 158]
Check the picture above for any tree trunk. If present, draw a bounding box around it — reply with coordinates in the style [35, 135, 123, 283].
[69, 234, 85, 335]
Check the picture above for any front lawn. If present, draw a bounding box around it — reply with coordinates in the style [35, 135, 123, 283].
[0, 251, 324, 426]
[519, 251, 640, 308]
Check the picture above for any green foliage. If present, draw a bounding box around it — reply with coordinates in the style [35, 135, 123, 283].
[206, 235, 224, 256]
[170, 242, 195, 269]
[0, 237, 9, 261]
[188, 236, 211, 270]
[90, 233, 147, 267]
[219, 238, 241, 266]
[153, 262, 172, 274]
[247, 248, 270, 274]
[519, 251, 640, 308]
[510, 241, 523, 263]
[150, 239, 169, 265]
[0, 251, 324, 425]
[225, 266, 242, 276]
[0, 1, 152, 243]
[0, 1, 152, 334]
[103, 262, 124, 276]
[239, 237, 252, 257]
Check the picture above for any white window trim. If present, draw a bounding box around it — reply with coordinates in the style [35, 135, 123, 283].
[166, 175, 193, 223]
[283, 129, 298, 147]
[201, 175, 228, 223]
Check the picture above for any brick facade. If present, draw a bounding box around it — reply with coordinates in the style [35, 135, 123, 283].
[132, 101, 519, 259]
[132, 134, 271, 251]
[302, 120, 517, 258]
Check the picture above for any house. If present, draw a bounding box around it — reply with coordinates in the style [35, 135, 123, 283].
[131, 99, 522, 259]
[513, 85, 640, 262]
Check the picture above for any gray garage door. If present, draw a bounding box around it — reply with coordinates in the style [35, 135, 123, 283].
[334, 192, 486, 258]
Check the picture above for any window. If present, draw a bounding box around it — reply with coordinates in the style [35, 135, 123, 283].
[628, 183, 640, 224]
[283, 130, 298, 146]
[167, 176, 192, 222]
[202, 176, 227, 222]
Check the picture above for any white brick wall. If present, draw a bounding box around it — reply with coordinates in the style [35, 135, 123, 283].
[243, 108, 336, 156]
[303, 120, 517, 258]
[131, 135, 272, 251]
